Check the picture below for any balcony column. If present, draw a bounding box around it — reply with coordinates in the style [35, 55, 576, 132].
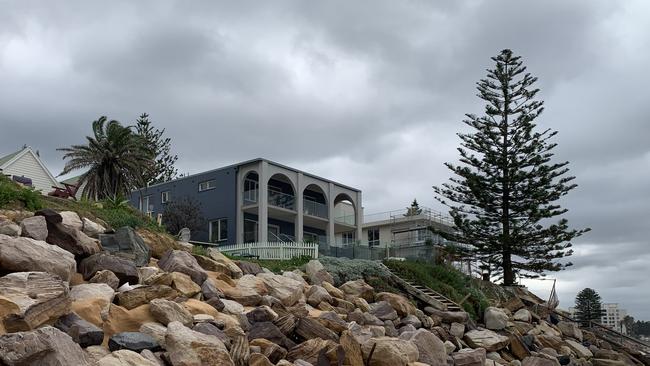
[327, 182, 335, 246]
[295, 173, 304, 242]
[258, 161, 269, 243]
[356, 190, 363, 244]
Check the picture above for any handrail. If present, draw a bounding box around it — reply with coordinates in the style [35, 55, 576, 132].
[552, 310, 650, 349]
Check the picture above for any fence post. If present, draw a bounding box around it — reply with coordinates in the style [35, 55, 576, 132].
[281, 244, 285, 260]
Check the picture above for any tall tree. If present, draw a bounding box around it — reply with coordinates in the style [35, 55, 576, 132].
[434, 49, 589, 285]
[59, 117, 151, 200]
[404, 199, 423, 216]
[161, 197, 205, 235]
[135, 113, 178, 185]
[574, 288, 605, 327]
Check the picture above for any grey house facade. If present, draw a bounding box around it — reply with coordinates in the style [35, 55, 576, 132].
[129, 158, 362, 247]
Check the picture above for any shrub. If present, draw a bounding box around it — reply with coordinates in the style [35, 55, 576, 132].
[319, 256, 391, 286]
[0, 175, 43, 210]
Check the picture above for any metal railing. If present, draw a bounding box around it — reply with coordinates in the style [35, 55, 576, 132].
[268, 191, 295, 210]
[217, 241, 319, 260]
[334, 214, 355, 226]
[303, 199, 328, 219]
[363, 207, 455, 227]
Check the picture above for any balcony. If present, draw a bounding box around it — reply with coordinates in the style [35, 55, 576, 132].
[268, 191, 295, 210]
[303, 199, 328, 219]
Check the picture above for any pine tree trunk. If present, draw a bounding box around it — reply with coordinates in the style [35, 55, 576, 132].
[501, 60, 514, 286]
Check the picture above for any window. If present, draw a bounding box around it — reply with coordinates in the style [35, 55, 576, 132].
[243, 179, 258, 203]
[304, 232, 321, 244]
[198, 180, 216, 192]
[341, 231, 355, 245]
[209, 219, 228, 242]
[368, 228, 380, 246]
[161, 191, 170, 204]
[139, 195, 152, 214]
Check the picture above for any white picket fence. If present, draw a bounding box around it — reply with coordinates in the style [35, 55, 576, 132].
[216, 241, 319, 260]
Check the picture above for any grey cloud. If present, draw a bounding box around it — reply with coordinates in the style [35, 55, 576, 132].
[0, 0, 648, 317]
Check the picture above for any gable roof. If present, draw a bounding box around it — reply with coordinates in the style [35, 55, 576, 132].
[0, 146, 61, 188]
[0, 149, 22, 167]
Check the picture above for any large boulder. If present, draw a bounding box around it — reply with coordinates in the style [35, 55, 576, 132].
[514, 308, 533, 322]
[165, 321, 234, 366]
[149, 298, 193, 327]
[218, 274, 267, 306]
[565, 338, 593, 358]
[0, 234, 76, 282]
[361, 336, 419, 366]
[108, 332, 162, 352]
[399, 328, 447, 365]
[137, 228, 182, 259]
[54, 312, 104, 347]
[169, 271, 201, 297]
[340, 279, 375, 302]
[0, 326, 92, 365]
[60, 210, 84, 231]
[287, 337, 343, 365]
[19, 215, 48, 240]
[103, 304, 157, 339]
[158, 250, 207, 285]
[82, 217, 106, 238]
[369, 301, 399, 321]
[557, 320, 583, 342]
[375, 292, 417, 316]
[97, 350, 159, 366]
[206, 248, 243, 279]
[99, 227, 151, 267]
[89, 270, 120, 290]
[0, 217, 20, 236]
[257, 272, 304, 306]
[79, 253, 139, 285]
[114, 285, 178, 310]
[452, 348, 487, 366]
[0, 272, 71, 332]
[485, 307, 509, 330]
[305, 259, 334, 285]
[464, 329, 510, 352]
[36, 209, 100, 258]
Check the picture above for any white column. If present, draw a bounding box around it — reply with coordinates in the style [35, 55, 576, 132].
[236, 169, 243, 244]
[327, 182, 335, 246]
[258, 161, 269, 243]
[296, 172, 304, 242]
[356, 190, 363, 244]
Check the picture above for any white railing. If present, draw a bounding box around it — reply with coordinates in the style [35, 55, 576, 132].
[217, 241, 319, 260]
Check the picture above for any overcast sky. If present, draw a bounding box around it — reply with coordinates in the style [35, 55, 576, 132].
[1, 1, 649, 318]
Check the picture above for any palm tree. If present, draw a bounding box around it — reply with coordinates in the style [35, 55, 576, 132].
[59, 116, 152, 200]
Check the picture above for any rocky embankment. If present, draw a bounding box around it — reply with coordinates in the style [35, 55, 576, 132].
[0, 208, 647, 365]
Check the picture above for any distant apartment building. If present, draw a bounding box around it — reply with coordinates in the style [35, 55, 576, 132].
[568, 303, 627, 333]
[129, 158, 362, 246]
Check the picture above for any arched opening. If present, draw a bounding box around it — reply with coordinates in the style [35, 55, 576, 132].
[334, 193, 357, 246]
[242, 171, 259, 205]
[303, 184, 328, 219]
[267, 173, 295, 210]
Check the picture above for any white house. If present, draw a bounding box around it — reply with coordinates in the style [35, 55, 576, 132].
[0, 146, 60, 194]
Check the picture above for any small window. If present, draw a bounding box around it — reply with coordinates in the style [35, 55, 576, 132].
[341, 231, 355, 245]
[209, 218, 228, 243]
[198, 179, 216, 192]
[161, 191, 170, 204]
[368, 228, 380, 246]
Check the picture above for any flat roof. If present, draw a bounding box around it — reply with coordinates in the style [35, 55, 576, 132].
[138, 158, 361, 192]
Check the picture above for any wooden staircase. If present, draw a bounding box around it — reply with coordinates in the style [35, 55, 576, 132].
[380, 263, 464, 313]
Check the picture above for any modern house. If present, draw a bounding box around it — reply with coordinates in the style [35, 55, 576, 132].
[0, 146, 60, 193]
[130, 158, 362, 247]
[569, 303, 628, 334]
[361, 206, 456, 248]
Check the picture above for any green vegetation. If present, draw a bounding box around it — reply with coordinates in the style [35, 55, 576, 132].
[384, 259, 489, 318]
[40, 195, 164, 233]
[574, 287, 606, 327]
[0, 175, 43, 211]
[231, 255, 312, 274]
[192, 245, 209, 257]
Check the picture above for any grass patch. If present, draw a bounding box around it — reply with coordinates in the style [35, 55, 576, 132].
[0, 175, 44, 211]
[192, 245, 209, 257]
[227, 255, 312, 274]
[384, 259, 489, 319]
